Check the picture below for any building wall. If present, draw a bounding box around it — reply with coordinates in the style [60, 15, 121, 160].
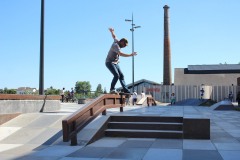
[153, 85, 240, 103]
[132, 82, 160, 99]
[174, 68, 240, 86]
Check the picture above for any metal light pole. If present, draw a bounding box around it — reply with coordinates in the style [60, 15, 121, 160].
[125, 14, 141, 92]
[39, 0, 45, 95]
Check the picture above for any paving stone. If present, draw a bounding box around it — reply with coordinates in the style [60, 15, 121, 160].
[88, 137, 126, 147]
[183, 150, 223, 160]
[214, 142, 240, 150]
[119, 139, 154, 148]
[105, 147, 148, 160]
[143, 148, 182, 160]
[219, 150, 240, 160]
[32, 145, 81, 157]
[67, 147, 115, 159]
[60, 157, 101, 160]
[151, 139, 183, 149]
[183, 140, 216, 150]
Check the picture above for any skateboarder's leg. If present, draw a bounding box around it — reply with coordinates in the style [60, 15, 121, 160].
[116, 65, 130, 93]
[106, 62, 119, 92]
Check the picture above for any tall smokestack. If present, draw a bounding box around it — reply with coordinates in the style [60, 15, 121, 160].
[163, 5, 172, 85]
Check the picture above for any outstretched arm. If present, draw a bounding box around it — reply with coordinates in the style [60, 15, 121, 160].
[119, 51, 137, 57]
[109, 28, 116, 39]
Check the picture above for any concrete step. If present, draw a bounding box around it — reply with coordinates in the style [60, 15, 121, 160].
[110, 115, 183, 123]
[105, 129, 183, 138]
[105, 115, 184, 139]
[108, 122, 183, 131]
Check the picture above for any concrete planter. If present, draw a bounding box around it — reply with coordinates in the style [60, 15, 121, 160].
[0, 94, 61, 114]
[78, 98, 86, 104]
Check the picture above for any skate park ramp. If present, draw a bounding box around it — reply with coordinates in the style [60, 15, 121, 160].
[211, 100, 235, 110]
[0, 103, 84, 159]
[136, 96, 149, 105]
[173, 98, 208, 106]
[136, 97, 147, 105]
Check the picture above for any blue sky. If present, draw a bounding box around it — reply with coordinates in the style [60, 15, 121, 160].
[0, 0, 240, 92]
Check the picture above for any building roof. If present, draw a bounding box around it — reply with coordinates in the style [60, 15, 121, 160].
[130, 79, 161, 86]
[185, 64, 240, 74]
[117, 79, 161, 91]
[188, 64, 240, 71]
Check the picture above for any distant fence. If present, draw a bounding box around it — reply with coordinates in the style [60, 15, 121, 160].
[143, 85, 240, 103]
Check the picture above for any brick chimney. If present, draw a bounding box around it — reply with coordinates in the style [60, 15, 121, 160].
[163, 5, 172, 85]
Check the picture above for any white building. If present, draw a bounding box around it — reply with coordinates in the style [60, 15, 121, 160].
[16, 87, 37, 95]
[174, 64, 240, 86]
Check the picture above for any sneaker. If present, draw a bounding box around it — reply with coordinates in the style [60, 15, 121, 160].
[110, 90, 117, 94]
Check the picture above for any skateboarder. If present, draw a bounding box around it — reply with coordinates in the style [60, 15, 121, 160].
[105, 28, 137, 94]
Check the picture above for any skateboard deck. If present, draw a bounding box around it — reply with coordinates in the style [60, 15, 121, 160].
[109, 92, 132, 98]
[118, 92, 132, 98]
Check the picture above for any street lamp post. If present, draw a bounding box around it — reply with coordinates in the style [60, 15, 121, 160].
[125, 14, 140, 92]
[39, 0, 45, 95]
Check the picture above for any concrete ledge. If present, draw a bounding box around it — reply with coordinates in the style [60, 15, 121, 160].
[183, 118, 210, 139]
[0, 94, 60, 100]
[0, 94, 61, 114]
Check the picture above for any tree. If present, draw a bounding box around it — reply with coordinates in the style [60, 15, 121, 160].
[75, 81, 91, 98]
[104, 87, 107, 94]
[95, 84, 103, 97]
[45, 86, 60, 95]
[3, 87, 16, 94]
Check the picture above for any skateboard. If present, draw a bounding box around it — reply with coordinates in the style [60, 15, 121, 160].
[109, 92, 131, 105]
[118, 92, 132, 98]
[109, 92, 132, 98]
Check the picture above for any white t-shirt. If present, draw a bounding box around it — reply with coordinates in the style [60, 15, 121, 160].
[132, 92, 137, 99]
[105, 38, 120, 64]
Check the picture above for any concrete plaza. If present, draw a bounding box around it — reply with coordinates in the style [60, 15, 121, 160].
[0, 102, 240, 160]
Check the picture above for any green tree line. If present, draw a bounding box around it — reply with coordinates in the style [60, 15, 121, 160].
[1, 81, 107, 99]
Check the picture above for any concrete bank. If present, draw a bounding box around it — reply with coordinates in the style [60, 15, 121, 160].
[0, 94, 61, 114]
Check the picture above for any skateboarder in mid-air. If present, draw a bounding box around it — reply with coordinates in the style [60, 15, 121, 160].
[105, 28, 137, 94]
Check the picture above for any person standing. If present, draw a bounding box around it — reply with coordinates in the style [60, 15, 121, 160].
[170, 93, 176, 105]
[228, 91, 233, 102]
[105, 28, 137, 93]
[141, 91, 145, 99]
[70, 88, 74, 102]
[200, 88, 205, 100]
[132, 90, 138, 105]
[61, 87, 65, 103]
[236, 91, 240, 106]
